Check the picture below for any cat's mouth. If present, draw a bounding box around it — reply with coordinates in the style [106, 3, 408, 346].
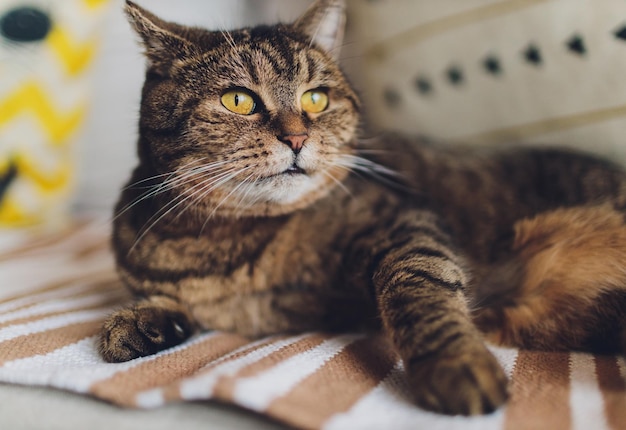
[284, 165, 306, 175]
[261, 163, 308, 181]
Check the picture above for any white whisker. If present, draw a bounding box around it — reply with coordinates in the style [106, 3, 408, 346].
[122, 159, 200, 190]
[122, 158, 209, 190]
[232, 175, 260, 215]
[127, 166, 245, 254]
[199, 170, 255, 234]
[339, 154, 402, 178]
[210, 171, 255, 217]
[322, 170, 352, 198]
[220, 30, 247, 72]
[172, 167, 248, 222]
[112, 161, 234, 223]
[328, 153, 416, 194]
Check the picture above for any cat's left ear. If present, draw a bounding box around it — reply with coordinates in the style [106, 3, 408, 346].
[293, 0, 346, 60]
[125, 1, 197, 76]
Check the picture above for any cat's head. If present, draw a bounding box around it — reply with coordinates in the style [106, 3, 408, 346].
[125, 0, 360, 219]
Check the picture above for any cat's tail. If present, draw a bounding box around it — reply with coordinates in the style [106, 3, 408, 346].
[472, 203, 626, 354]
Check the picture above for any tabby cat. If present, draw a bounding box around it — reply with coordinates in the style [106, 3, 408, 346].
[99, 0, 626, 416]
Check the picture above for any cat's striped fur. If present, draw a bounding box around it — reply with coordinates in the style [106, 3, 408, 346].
[100, 0, 626, 416]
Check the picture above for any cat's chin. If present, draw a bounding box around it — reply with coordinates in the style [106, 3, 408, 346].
[253, 171, 328, 205]
[207, 169, 344, 218]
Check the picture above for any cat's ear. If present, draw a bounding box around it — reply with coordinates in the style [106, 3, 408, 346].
[293, 0, 346, 60]
[124, 1, 196, 76]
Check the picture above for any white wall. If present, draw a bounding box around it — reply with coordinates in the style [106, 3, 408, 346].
[77, 0, 310, 213]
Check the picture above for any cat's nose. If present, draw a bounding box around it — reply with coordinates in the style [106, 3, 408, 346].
[279, 134, 309, 154]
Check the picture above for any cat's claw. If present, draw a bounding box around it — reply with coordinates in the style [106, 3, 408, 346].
[407, 345, 509, 415]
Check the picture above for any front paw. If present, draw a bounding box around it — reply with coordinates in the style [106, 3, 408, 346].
[99, 298, 195, 363]
[407, 345, 509, 415]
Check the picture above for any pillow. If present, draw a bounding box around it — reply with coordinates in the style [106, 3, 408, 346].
[347, 0, 626, 161]
[0, 0, 110, 228]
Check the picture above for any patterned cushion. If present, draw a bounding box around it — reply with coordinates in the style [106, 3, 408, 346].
[347, 0, 626, 161]
[0, 0, 110, 228]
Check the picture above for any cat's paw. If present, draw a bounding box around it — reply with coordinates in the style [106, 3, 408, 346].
[99, 298, 195, 363]
[407, 345, 509, 415]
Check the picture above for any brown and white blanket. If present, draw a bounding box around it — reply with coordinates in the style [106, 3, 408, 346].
[0, 220, 624, 429]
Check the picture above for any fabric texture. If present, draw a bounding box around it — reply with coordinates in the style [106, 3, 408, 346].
[0, 220, 625, 429]
[347, 0, 626, 162]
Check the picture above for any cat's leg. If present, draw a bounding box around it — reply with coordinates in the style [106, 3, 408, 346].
[99, 295, 196, 362]
[350, 210, 508, 415]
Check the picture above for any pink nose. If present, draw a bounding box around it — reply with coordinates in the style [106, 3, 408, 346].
[280, 134, 308, 154]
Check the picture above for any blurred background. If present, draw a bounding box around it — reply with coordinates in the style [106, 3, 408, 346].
[2, 0, 626, 230]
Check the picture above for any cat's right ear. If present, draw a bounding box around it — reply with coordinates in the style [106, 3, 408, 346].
[124, 1, 196, 76]
[294, 0, 346, 60]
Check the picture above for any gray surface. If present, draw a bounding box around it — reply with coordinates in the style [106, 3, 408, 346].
[0, 384, 286, 430]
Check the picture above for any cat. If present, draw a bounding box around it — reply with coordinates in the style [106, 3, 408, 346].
[99, 0, 626, 416]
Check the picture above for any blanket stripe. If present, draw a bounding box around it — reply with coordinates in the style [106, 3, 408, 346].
[597, 355, 626, 430]
[265, 336, 398, 429]
[1, 220, 625, 429]
[571, 353, 607, 430]
[91, 333, 250, 406]
[506, 351, 571, 430]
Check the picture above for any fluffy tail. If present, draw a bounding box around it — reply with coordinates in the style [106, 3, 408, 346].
[473, 203, 626, 353]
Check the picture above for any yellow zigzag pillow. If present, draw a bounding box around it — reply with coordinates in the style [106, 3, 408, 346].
[0, 0, 110, 228]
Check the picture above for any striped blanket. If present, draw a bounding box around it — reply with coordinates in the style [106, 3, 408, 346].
[1, 220, 625, 430]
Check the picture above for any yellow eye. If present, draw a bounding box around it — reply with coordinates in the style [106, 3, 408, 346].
[301, 90, 329, 114]
[221, 90, 256, 115]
